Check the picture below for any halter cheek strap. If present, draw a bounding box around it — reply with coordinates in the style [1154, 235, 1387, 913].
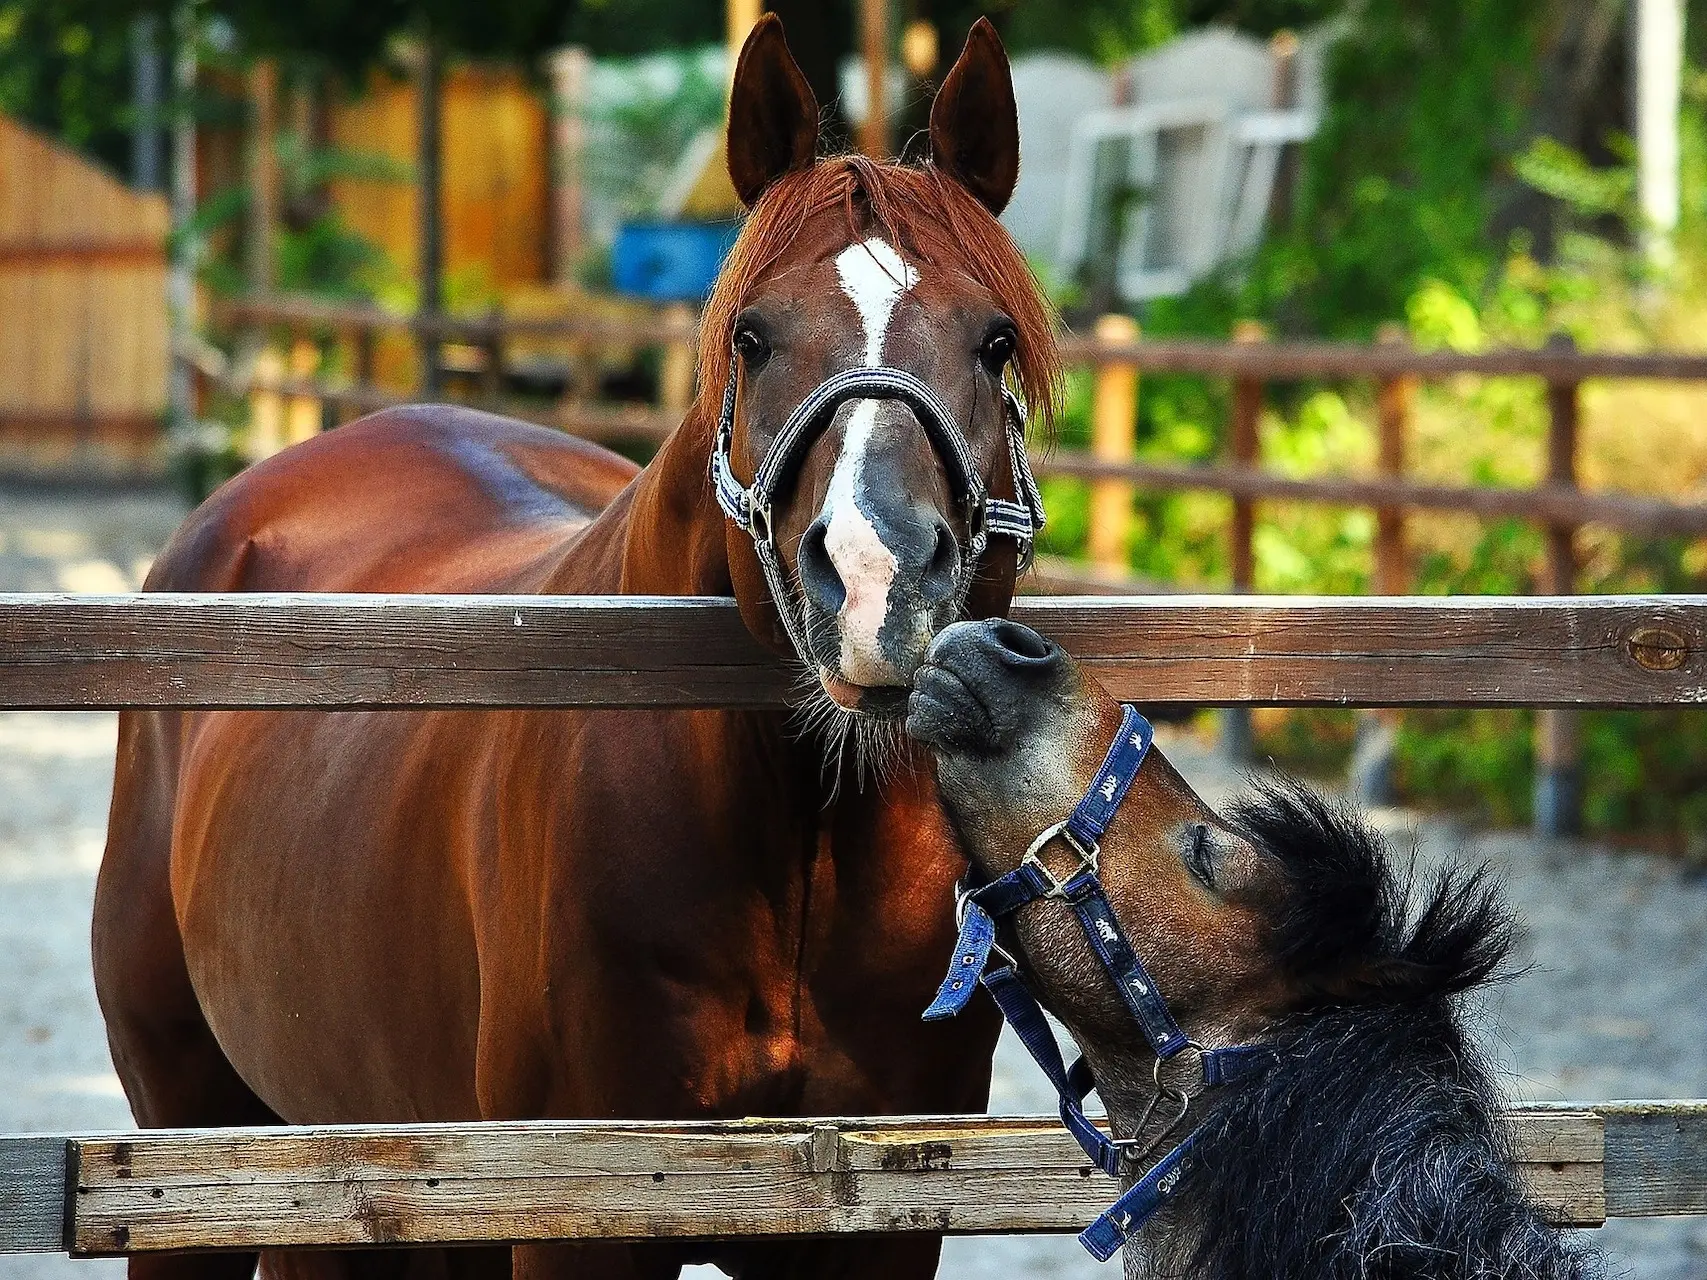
[924, 705, 1275, 1262]
[709, 347, 1047, 662]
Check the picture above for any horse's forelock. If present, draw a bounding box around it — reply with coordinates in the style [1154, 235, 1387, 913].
[695, 156, 1062, 437]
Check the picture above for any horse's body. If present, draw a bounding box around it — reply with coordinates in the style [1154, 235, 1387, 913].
[99, 405, 995, 1280]
[98, 19, 1051, 1280]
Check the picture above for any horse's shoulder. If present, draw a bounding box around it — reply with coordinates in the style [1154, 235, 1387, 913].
[150, 406, 643, 594]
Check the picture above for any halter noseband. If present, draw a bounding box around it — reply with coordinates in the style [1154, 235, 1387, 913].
[709, 345, 1046, 664]
[925, 705, 1273, 1262]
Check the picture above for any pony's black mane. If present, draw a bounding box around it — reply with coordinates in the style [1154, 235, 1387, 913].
[1156, 782, 1597, 1280]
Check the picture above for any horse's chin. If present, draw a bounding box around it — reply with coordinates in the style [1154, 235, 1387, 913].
[819, 667, 909, 718]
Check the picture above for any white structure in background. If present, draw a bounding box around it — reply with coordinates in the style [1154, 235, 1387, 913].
[1633, 0, 1686, 267]
[1004, 54, 1115, 266]
[1042, 27, 1328, 301]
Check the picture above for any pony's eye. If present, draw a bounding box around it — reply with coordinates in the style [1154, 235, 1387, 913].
[734, 324, 772, 369]
[1184, 823, 1217, 891]
[979, 326, 1017, 375]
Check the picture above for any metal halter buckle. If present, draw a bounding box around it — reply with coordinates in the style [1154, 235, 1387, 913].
[747, 494, 774, 546]
[953, 883, 1019, 969]
[1020, 820, 1101, 899]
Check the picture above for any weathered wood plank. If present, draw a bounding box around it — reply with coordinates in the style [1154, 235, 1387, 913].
[1597, 1101, 1707, 1217]
[0, 1136, 68, 1253]
[48, 1108, 1625, 1254]
[3, 594, 1707, 710]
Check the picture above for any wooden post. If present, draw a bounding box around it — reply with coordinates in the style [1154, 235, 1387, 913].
[286, 337, 321, 444]
[166, 0, 198, 432]
[1087, 313, 1140, 573]
[246, 59, 278, 297]
[1536, 332, 1583, 837]
[727, 0, 763, 90]
[1352, 322, 1414, 806]
[658, 303, 697, 419]
[416, 38, 445, 396]
[480, 308, 507, 402]
[1222, 320, 1267, 763]
[859, 0, 889, 159]
[546, 46, 590, 285]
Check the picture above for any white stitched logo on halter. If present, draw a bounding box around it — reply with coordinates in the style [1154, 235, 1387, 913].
[1099, 775, 1119, 802]
[1130, 976, 1149, 995]
[1157, 1165, 1183, 1195]
[1131, 732, 1145, 749]
[1095, 919, 1118, 943]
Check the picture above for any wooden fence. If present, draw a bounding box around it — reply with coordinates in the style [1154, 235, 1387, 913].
[0, 114, 170, 476]
[0, 589, 1704, 1255]
[7, 1103, 1705, 1255]
[192, 293, 1707, 831]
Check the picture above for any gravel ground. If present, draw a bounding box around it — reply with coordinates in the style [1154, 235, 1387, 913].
[1, 485, 1703, 1280]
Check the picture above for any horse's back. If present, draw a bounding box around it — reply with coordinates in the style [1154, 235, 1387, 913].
[151, 405, 638, 595]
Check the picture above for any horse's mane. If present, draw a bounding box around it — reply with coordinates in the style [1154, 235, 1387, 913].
[696, 155, 1063, 434]
[1159, 782, 1598, 1280]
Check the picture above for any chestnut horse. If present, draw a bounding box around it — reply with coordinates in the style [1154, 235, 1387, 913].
[95, 18, 1059, 1280]
[909, 619, 1594, 1280]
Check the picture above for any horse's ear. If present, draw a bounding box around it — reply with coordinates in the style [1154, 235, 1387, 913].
[727, 15, 819, 208]
[929, 18, 1019, 215]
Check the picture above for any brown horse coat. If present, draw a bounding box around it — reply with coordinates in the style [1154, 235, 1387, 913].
[96, 19, 1057, 1280]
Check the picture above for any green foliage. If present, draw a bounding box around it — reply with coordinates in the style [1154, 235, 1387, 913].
[0, 0, 139, 175]
[582, 51, 726, 222]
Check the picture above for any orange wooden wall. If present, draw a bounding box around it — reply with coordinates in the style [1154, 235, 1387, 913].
[327, 63, 550, 297]
[0, 114, 169, 471]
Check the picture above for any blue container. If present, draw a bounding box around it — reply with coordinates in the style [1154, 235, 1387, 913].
[611, 221, 741, 303]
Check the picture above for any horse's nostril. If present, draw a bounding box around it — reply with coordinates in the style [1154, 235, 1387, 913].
[796, 518, 846, 616]
[920, 518, 960, 606]
[986, 617, 1054, 662]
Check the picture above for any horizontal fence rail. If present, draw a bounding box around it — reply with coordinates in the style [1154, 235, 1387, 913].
[2, 593, 1706, 711]
[2, 1103, 1701, 1255]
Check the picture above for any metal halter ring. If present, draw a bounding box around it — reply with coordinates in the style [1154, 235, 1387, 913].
[1020, 820, 1101, 899]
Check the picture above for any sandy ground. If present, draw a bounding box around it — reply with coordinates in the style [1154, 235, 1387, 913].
[1, 485, 1703, 1279]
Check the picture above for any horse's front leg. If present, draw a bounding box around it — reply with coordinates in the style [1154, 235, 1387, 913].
[510, 1242, 696, 1280]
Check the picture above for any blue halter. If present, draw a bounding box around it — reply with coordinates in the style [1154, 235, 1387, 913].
[924, 705, 1272, 1262]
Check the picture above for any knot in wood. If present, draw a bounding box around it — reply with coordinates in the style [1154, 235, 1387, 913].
[1626, 625, 1689, 673]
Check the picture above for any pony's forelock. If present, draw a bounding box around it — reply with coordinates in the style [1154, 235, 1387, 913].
[695, 156, 1063, 436]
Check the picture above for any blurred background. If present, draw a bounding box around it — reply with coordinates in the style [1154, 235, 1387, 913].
[1, 2, 1706, 1277]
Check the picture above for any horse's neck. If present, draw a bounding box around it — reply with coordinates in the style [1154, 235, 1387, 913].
[535, 404, 729, 598]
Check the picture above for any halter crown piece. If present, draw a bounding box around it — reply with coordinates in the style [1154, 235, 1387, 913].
[709, 341, 1047, 663]
[925, 705, 1273, 1262]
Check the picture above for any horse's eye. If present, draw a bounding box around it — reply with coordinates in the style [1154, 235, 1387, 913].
[979, 326, 1017, 375]
[734, 324, 772, 369]
[1184, 823, 1217, 891]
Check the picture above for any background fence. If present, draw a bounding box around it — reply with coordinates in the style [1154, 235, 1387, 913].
[0, 114, 170, 477]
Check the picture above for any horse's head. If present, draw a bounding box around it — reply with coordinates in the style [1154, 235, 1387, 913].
[908, 620, 1572, 1280]
[705, 17, 1059, 727]
[907, 617, 1296, 1053]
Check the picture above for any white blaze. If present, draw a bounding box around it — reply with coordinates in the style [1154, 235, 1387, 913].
[821, 238, 920, 685]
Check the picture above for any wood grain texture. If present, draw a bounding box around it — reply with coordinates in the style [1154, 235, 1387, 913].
[3, 593, 1706, 710]
[0, 1136, 68, 1253]
[50, 1110, 1614, 1254]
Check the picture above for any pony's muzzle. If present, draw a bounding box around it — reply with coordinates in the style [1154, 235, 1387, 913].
[907, 618, 1070, 754]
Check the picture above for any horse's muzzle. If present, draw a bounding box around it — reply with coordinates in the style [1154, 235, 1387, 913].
[907, 618, 1069, 754]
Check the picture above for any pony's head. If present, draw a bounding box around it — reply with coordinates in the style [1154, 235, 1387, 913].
[909, 620, 1593, 1279]
[706, 17, 1060, 731]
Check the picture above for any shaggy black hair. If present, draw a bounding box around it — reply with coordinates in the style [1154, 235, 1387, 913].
[1153, 781, 1597, 1280]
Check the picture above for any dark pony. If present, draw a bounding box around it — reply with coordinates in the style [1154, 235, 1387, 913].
[1174, 783, 1597, 1280]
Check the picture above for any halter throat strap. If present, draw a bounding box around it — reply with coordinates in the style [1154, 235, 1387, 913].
[923, 704, 1274, 1261]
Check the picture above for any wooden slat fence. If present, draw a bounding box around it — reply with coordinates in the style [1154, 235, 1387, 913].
[0, 590, 1704, 1252]
[4, 1103, 1706, 1254]
[0, 114, 170, 476]
[2, 593, 1705, 710]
